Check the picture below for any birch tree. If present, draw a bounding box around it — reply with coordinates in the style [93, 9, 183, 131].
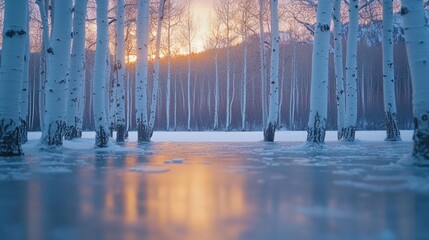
[35, 0, 50, 132]
[164, 0, 183, 130]
[259, 0, 268, 127]
[92, 0, 110, 147]
[342, 0, 359, 141]
[333, 0, 346, 140]
[148, 0, 166, 135]
[40, 0, 73, 148]
[65, 0, 87, 140]
[264, 0, 280, 142]
[136, 0, 151, 142]
[401, 0, 429, 160]
[306, 0, 333, 144]
[237, 0, 254, 131]
[20, 16, 30, 144]
[216, 0, 234, 130]
[0, 0, 28, 156]
[114, 0, 127, 142]
[208, 14, 223, 130]
[382, 0, 401, 141]
[181, 0, 195, 131]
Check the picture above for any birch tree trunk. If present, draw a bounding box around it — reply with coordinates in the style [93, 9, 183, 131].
[20, 17, 30, 144]
[148, 0, 166, 135]
[0, 0, 28, 156]
[333, 0, 346, 140]
[115, 0, 127, 142]
[382, 0, 401, 141]
[241, 36, 248, 131]
[264, 0, 280, 142]
[92, 0, 110, 147]
[225, 0, 232, 131]
[136, 0, 151, 142]
[290, 42, 297, 130]
[187, 54, 191, 131]
[65, 0, 87, 140]
[342, 0, 359, 142]
[40, 0, 73, 148]
[306, 0, 333, 144]
[259, 0, 267, 128]
[214, 53, 219, 130]
[401, 0, 429, 160]
[36, 0, 50, 132]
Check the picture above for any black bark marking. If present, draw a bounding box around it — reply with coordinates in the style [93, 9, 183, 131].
[5, 30, 15, 38]
[412, 112, 429, 160]
[47, 47, 54, 54]
[401, 7, 408, 16]
[319, 24, 330, 32]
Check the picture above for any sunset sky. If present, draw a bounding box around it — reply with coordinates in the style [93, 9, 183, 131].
[191, 0, 213, 52]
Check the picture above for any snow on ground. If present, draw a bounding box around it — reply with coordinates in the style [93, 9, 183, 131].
[27, 130, 414, 143]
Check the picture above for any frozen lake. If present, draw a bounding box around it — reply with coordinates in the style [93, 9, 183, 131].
[0, 131, 428, 240]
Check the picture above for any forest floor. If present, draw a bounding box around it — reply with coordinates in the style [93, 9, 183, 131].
[0, 131, 428, 240]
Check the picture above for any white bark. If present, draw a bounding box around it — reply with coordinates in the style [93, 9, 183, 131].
[289, 42, 297, 130]
[264, 0, 280, 142]
[36, 0, 50, 132]
[65, 0, 87, 140]
[214, 53, 219, 130]
[343, 0, 359, 141]
[0, 0, 28, 156]
[115, 0, 126, 142]
[241, 36, 248, 131]
[187, 54, 191, 131]
[306, 0, 333, 144]
[401, 0, 429, 160]
[148, 0, 166, 132]
[382, 0, 401, 141]
[92, 0, 110, 147]
[136, 0, 151, 141]
[21, 17, 30, 144]
[259, 0, 267, 127]
[225, 0, 232, 131]
[333, 0, 346, 140]
[40, 0, 73, 147]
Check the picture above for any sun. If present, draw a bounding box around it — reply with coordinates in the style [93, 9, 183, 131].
[126, 54, 137, 63]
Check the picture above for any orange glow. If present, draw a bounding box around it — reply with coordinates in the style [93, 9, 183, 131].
[191, 1, 212, 52]
[126, 54, 137, 63]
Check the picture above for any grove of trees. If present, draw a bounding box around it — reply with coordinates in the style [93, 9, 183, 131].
[0, 0, 428, 161]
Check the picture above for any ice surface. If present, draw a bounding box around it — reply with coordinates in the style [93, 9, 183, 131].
[0, 131, 428, 240]
[128, 165, 170, 173]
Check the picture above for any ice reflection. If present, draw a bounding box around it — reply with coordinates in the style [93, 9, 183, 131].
[0, 141, 427, 240]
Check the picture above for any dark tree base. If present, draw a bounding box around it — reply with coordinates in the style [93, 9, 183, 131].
[412, 113, 429, 161]
[306, 112, 326, 144]
[341, 126, 356, 142]
[337, 128, 344, 141]
[138, 124, 153, 143]
[116, 124, 126, 143]
[385, 111, 401, 141]
[41, 120, 66, 147]
[20, 120, 28, 144]
[95, 126, 109, 148]
[64, 125, 82, 140]
[0, 119, 23, 156]
[264, 122, 276, 142]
